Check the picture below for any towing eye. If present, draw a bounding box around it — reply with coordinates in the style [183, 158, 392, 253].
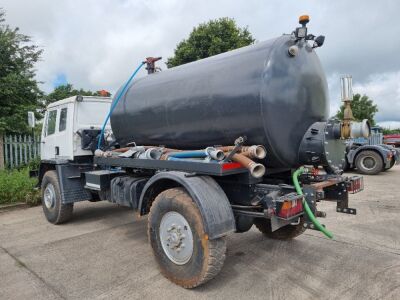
[292, 167, 333, 239]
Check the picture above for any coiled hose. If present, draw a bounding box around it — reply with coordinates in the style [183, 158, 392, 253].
[292, 167, 333, 239]
[97, 62, 145, 149]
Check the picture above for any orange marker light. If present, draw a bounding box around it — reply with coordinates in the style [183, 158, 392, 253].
[281, 201, 292, 210]
[299, 15, 310, 23]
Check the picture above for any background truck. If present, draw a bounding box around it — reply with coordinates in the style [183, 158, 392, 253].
[384, 133, 400, 148]
[345, 126, 399, 175]
[32, 17, 366, 288]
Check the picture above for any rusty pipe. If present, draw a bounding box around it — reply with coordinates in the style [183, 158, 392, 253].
[229, 153, 265, 178]
[217, 145, 266, 159]
[242, 145, 266, 159]
[112, 146, 181, 153]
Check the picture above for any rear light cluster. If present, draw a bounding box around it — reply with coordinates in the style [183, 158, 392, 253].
[347, 176, 364, 194]
[277, 195, 303, 219]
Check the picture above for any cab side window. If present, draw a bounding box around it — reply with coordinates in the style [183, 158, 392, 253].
[46, 110, 57, 136]
[59, 108, 68, 132]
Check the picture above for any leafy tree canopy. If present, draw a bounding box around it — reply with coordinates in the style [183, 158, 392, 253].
[336, 93, 378, 126]
[0, 9, 43, 133]
[382, 128, 400, 135]
[167, 17, 255, 68]
[45, 84, 110, 105]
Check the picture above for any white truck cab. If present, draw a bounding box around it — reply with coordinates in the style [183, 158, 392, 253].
[41, 96, 111, 160]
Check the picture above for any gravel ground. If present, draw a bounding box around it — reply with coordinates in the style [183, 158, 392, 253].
[0, 166, 399, 300]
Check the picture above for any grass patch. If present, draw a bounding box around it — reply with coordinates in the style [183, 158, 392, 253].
[0, 167, 40, 206]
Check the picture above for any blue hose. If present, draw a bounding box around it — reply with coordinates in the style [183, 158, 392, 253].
[167, 157, 218, 163]
[97, 62, 145, 149]
[168, 151, 207, 159]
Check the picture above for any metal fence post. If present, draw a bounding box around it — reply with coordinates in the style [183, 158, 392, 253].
[1, 133, 41, 169]
[0, 133, 4, 170]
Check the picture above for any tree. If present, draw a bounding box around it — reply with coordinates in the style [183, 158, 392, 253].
[382, 128, 400, 135]
[167, 17, 255, 68]
[45, 84, 110, 105]
[0, 9, 43, 133]
[336, 94, 378, 126]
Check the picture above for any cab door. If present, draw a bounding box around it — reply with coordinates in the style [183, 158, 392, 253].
[41, 105, 71, 160]
[41, 108, 59, 160]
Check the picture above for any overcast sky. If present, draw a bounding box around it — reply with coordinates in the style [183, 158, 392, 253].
[2, 0, 400, 127]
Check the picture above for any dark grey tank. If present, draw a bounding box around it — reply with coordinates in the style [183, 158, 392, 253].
[110, 35, 330, 169]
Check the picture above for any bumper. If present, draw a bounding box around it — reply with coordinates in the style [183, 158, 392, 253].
[299, 175, 363, 229]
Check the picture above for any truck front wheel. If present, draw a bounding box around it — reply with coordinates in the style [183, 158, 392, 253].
[355, 150, 383, 175]
[148, 187, 226, 288]
[41, 171, 73, 224]
[254, 217, 306, 240]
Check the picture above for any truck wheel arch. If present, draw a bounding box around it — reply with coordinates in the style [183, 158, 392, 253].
[38, 162, 56, 186]
[138, 171, 236, 240]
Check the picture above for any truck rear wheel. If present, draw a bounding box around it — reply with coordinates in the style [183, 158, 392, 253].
[148, 187, 226, 288]
[41, 171, 73, 224]
[254, 217, 306, 240]
[355, 150, 383, 175]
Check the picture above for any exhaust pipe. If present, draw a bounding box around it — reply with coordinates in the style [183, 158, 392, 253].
[339, 75, 371, 139]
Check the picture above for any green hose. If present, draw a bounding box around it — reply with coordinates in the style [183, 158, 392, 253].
[292, 167, 333, 239]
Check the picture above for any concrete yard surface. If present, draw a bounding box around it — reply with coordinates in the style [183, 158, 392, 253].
[1, 166, 399, 299]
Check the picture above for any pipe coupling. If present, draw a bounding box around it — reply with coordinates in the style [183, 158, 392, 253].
[349, 119, 370, 138]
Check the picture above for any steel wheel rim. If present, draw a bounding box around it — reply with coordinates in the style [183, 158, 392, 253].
[159, 211, 194, 265]
[44, 183, 56, 209]
[361, 156, 376, 170]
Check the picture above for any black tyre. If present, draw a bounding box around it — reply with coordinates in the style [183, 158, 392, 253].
[88, 192, 102, 202]
[234, 215, 254, 233]
[383, 159, 395, 171]
[254, 217, 306, 240]
[342, 158, 349, 171]
[41, 171, 73, 224]
[148, 187, 226, 288]
[355, 150, 383, 175]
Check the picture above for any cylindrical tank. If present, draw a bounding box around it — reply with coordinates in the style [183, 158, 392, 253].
[110, 35, 329, 168]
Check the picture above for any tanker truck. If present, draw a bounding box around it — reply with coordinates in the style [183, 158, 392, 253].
[32, 16, 368, 288]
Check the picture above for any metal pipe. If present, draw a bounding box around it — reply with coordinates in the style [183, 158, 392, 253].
[340, 74, 355, 139]
[230, 153, 265, 178]
[205, 147, 225, 161]
[341, 75, 353, 102]
[94, 149, 112, 157]
[163, 147, 224, 161]
[217, 145, 266, 159]
[137, 148, 163, 160]
[112, 146, 181, 153]
[242, 145, 267, 159]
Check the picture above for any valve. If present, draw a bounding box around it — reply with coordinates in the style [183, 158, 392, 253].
[144, 56, 162, 74]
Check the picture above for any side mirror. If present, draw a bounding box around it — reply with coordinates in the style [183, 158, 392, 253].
[313, 35, 325, 48]
[27, 111, 36, 128]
